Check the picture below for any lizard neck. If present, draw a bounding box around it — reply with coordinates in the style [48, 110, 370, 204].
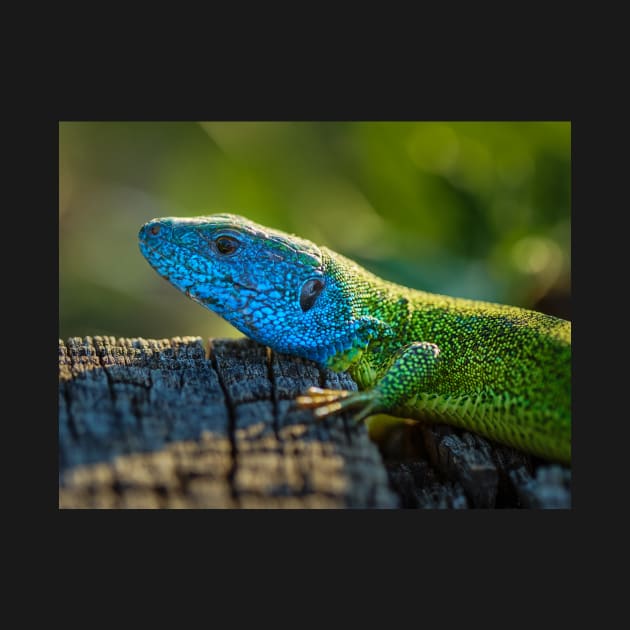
[319, 248, 412, 385]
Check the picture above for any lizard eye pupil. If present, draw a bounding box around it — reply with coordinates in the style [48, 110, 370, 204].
[300, 278, 325, 312]
[215, 235, 239, 255]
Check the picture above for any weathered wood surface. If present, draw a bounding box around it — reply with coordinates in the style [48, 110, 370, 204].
[58, 336, 571, 509]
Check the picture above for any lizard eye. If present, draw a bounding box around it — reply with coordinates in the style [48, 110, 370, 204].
[300, 278, 325, 312]
[214, 235, 239, 256]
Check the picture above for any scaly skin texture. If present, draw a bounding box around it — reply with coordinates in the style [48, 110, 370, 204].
[139, 214, 571, 464]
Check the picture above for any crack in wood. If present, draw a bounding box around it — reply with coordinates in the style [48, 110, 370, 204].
[207, 339, 240, 507]
[266, 346, 281, 441]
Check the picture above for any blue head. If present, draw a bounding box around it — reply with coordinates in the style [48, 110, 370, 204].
[138, 214, 370, 364]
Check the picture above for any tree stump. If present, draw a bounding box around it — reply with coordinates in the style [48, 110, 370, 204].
[58, 336, 571, 509]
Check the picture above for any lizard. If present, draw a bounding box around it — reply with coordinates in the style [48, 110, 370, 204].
[138, 213, 571, 464]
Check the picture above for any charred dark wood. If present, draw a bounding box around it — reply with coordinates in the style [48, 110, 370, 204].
[58, 336, 571, 509]
[59, 336, 397, 508]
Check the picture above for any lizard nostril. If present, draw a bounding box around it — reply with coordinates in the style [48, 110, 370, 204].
[150, 224, 161, 236]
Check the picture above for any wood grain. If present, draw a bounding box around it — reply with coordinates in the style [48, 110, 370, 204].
[59, 336, 571, 509]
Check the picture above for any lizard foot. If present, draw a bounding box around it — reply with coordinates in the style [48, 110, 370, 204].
[296, 387, 379, 423]
[296, 343, 442, 424]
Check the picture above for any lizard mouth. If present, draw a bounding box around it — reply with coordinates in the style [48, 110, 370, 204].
[138, 241, 172, 274]
[140, 240, 259, 298]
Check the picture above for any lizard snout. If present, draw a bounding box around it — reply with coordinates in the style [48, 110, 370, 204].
[139, 219, 173, 243]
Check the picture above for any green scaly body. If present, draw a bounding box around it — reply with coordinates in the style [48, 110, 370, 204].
[321, 249, 571, 463]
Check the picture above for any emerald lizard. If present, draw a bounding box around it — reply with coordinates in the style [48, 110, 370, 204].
[139, 214, 571, 464]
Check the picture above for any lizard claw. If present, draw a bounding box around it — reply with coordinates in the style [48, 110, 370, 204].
[295, 387, 352, 408]
[296, 387, 378, 423]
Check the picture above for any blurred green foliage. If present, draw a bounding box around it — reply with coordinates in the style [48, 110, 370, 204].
[59, 122, 570, 340]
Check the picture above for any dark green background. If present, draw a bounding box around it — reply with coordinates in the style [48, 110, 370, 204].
[59, 122, 570, 340]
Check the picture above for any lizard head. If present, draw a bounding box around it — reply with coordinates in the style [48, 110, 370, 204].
[139, 214, 365, 364]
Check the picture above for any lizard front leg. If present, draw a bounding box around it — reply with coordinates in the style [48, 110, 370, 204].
[297, 342, 441, 422]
